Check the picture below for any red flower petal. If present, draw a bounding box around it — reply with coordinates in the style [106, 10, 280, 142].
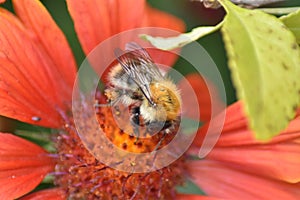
[189, 160, 300, 200]
[191, 101, 300, 183]
[67, 1, 185, 59]
[177, 194, 222, 200]
[218, 102, 300, 146]
[20, 188, 65, 200]
[13, 0, 77, 89]
[0, 133, 55, 199]
[66, 0, 146, 55]
[0, 7, 75, 128]
[147, 48, 180, 72]
[194, 102, 300, 148]
[178, 73, 224, 122]
[142, 5, 185, 32]
[207, 139, 300, 183]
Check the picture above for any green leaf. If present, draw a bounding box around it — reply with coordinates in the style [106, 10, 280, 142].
[280, 8, 300, 45]
[140, 22, 223, 50]
[219, 0, 300, 140]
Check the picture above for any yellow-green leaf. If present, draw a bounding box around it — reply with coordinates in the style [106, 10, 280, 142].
[280, 8, 300, 45]
[219, 0, 300, 140]
[140, 23, 223, 50]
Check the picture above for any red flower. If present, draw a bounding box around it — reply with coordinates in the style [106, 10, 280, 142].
[189, 101, 300, 199]
[0, 0, 299, 199]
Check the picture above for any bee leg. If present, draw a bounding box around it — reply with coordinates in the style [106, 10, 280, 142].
[95, 87, 125, 107]
[146, 121, 165, 134]
[150, 120, 174, 154]
[94, 92, 123, 108]
[130, 106, 141, 142]
[151, 131, 167, 154]
[163, 120, 172, 129]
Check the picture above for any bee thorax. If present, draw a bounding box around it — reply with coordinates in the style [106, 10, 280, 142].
[141, 81, 181, 122]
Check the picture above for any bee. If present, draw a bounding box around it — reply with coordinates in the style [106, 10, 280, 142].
[105, 42, 181, 139]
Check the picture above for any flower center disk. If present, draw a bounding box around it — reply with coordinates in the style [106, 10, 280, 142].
[97, 102, 178, 153]
[54, 98, 186, 199]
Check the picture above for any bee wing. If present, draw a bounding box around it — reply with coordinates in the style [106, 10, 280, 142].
[114, 42, 163, 105]
[122, 42, 163, 81]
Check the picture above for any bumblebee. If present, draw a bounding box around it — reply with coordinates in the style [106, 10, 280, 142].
[105, 42, 181, 137]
